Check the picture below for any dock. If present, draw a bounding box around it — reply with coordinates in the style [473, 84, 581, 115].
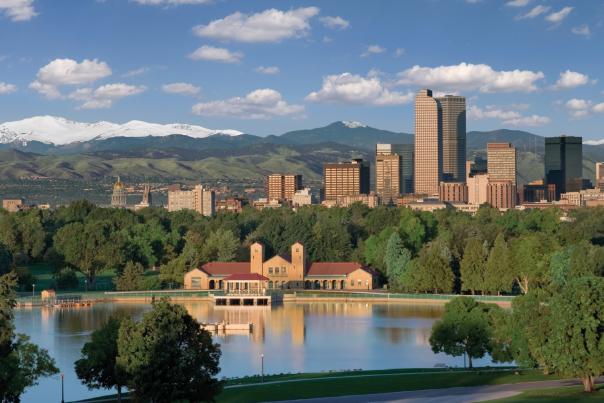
[200, 322, 253, 334]
[214, 295, 271, 306]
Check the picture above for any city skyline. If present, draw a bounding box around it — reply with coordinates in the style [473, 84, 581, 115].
[1, 1, 604, 139]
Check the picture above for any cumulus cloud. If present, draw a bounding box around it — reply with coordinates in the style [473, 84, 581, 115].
[306, 72, 414, 106]
[0, 0, 37, 21]
[255, 66, 280, 74]
[122, 67, 150, 78]
[468, 105, 550, 127]
[320, 16, 349, 30]
[546, 7, 573, 23]
[361, 45, 385, 58]
[393, 48, 405, 58]
[0, 82, 17, 94]
[30, 58, 112, 98]
[397, 62, 544, 93]
[565, 98, 594, 118]
[553, 70, 590, 90]
[193, 7, 319, 43]
[162, 82, 200, 96]
[192, 89, 304, 119]
[132, 0, 211, 5]
[571, 25, 591, 37]
[68, 83, 145, 109]
[506, 0, 531, 6]
[593, 103, 604, 113]
[188, 45, 243, 63]
[503, 115, 551, 127]
[516, 5, 550, 20]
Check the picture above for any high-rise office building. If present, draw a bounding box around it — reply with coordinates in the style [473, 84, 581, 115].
[323, 159, 370, 201]
[168, 184, 215, 216]
[487, 143, 517, 184]
[545, 136, 583, 199]
[375, 143, 414, 203]
[596, 162, 604, 191]
[437, 95, 466, 182]
[439, 182, 468, 203]
[487, 180, 516, 210]
[414, 89, 442, 196]
[266, 174, 303, 202]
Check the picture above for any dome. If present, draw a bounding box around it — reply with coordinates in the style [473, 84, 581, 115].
[113, 176, 124, 190]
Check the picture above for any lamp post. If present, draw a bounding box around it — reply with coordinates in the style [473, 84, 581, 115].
[32, 284, 35, 303]
[84, 279, 88, 292]
[60, 373, 64, 403]
[261, 353, 264, 383]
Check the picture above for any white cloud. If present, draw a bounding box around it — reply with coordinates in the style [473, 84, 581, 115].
[30, 58, 112, 98]
[306, 72, 414, 106]
[516, 5, 550, 20]
[162, 82, 200, 96]
[593, 103, 604, 113]
[393, 48, 405, 58]
[192, 88, 304, 119]
[503, 115, 551, 127]
[320, 16, 349, 30]
[361, 45, 385, 58]
[68, 83, 146, 109]
[565, 98, 596, 118]
[0, 0, 37, 21]
[506, 0, 531, 6]
[571, 25, 591, 37]
[397, 62, 544, 93]
[546, 7, 573, 23]
[553, 70, 590, 90]
[193, 7, 319, 43]
[122, 67, 150, 78]
[0, 82, 17, 94]
[255, 66, 280, 75]
[188, 45, 243, 63]
[132, 0, 211, 5]
[468, 105, 550, 127]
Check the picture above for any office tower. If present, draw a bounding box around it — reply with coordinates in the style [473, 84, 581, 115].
[437, 95, 466, 182]
[168, 184, 215, 216]
[519, 180, 556, 203]
[375, 144, 413, 203]
[266, 174, 303, 202]
[111, 176, 127, 207]
[545, 135, 583, 199]
[467, 172, 489, 205]
[323, 159, 370, 201]
[487, 143, 516, 184]
[596, 162, 604, 191]
[487, 180, 516, 210]
[414, 89, 442, 195]
[439, 182, 468, 203]
[467, 157, 487, 178]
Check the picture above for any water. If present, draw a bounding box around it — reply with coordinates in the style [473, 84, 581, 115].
[14, 301, 497, 402]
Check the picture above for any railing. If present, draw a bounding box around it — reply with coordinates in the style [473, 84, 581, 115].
[293, 290, 515, 302]
[225, 289, 266, 296]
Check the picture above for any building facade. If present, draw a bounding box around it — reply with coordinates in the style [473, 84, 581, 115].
[375, 143, 414, 203]
[183, 242, 377, 291]
[266, 174, 303, 202]
[2, 199, 24, 213]
[467, 172, 489, 205]
[438, 95, 466, 182]
[439, 182, 468, 203]
[545, 136, 583, 199]
[487, 143, 517, 184]
[292, 188, 313, 207]
[487, 180, 516, 210]
[596, 162, 604, 191]
[111, 177, 127, 208]
[414, 89, 442, 196]
[167, 184, 216, 216]
[323, 159, 370, 201]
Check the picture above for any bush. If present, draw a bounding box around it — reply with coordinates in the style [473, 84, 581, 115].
[54, 267, 79, 290]
[140, 275, 162, 291]
[15, 267, 34, 291]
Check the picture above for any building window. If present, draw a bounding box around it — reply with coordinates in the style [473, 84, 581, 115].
[268, 267, 273, 274]
[350, 279, 354, 286]
[191, 277, 201, 289]
[281, 266, 286, 274]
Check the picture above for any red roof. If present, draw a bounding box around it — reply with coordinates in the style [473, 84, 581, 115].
[224, 273, 269, 281]
[306, 262, 366, 276]
[200, 262, 250, 276]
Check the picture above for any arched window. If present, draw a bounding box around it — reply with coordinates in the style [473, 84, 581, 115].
[209, 280, 215, 290]
[323, 280, 328, 289]
[332, 280, 337, 289]
[268, 281, 273, 289]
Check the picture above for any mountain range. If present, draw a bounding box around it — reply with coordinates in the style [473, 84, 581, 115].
[0, 116, 601, 186]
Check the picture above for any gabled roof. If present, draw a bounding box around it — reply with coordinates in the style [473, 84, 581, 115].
[200, 262, 250, 276]
[224, 273, 269, 281]
[306, 262, 368, 276]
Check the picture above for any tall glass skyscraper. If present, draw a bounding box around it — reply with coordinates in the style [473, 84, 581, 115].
[544, 135, 583, 199]
[437, 95, 466, 182]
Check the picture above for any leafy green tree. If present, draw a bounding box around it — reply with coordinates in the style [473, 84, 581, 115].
[384, 233, 412, 291]
[429, 297, 493, 368]
[312, 215, 352, 261]
[117, 300, 223, 402]
[159, 256, 189, 287]
[201, 229, 240, 263]
[363, 227, 395, 276]
[0, 243, 12, 275]
[75, 317, 127, 402]
[510, 234, 557, 294]
[484, 234, 513, 295]
[54, 267, 79, 290]
[114, 262, 145, 291]
[0, 273, 59, 402]
[411, 240, 455, 294]
[460, 238, 487, 295]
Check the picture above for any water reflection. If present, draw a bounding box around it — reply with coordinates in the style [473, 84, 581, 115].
[15, 301, 498, 403]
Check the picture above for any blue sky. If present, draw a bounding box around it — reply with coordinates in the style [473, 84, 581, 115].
[1, 0, 604, 139]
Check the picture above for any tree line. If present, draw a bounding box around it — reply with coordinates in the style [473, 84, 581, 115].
[2, 200, 604, 294]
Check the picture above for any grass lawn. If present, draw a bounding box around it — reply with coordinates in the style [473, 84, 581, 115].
[488, 385, 604, 402]
[25, 262, 119, 292]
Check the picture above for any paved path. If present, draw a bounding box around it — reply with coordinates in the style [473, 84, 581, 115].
[274, 378, 597, 403]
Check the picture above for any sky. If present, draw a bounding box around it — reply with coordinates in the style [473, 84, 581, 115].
[1, 0, 604, 139]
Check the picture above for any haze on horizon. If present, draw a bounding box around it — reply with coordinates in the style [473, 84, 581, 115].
[1, 0, 603, 139]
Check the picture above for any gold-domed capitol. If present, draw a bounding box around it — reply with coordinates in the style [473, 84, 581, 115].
[111, 176, 127, 207]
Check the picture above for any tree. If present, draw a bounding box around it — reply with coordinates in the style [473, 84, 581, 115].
[363, 227, 395, 276]
[460, 238, 487, 294]
[384, 233, 412, 291]
[429, 297, 492, 369]
[411, 240, 455, 294]
[117, 300, 223, 402]
[75, 317, 126, 402]
[114, 262, 145, 291]
[312, 215, 352, 261]
[484, 234, 513, 295]
[0, 273, 59, 402]
[0, 243, 13, 275]
[201, 229, 240, 263]
[54, 267, 79, 290]
[510, 234, 557, 294]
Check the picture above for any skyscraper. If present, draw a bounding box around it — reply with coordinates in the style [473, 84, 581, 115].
[487, 143, 516, 184]
[595, 162, 604, 191]
[266, 174, 303, 202]
[437, 95, 466, 182]
[375, 143, 414, 203]
[323, 159, 370, 201]
[545, 135, 582, 199]
[168, 184, 215, 216]
[414, 89, 442, 195]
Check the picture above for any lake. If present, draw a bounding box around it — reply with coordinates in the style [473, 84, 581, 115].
[14, 301, 498, 402]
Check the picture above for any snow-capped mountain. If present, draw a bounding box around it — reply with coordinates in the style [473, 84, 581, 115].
[341, 120, 366, 129]
[0, 116, 243, 146]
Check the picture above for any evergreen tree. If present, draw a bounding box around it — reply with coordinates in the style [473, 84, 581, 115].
[484, 234, 513, 295]
[460, 238, 487, 294]
[384, 233, 412, 291]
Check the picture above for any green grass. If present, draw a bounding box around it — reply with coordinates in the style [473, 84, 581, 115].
[488, 385, 604, 402]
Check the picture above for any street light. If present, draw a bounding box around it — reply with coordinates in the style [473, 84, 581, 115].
[61, 373, 64, 403]
[261, 353, 264, 383]
[84, 279, 88, 292]
[32, 284, 35, 303]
